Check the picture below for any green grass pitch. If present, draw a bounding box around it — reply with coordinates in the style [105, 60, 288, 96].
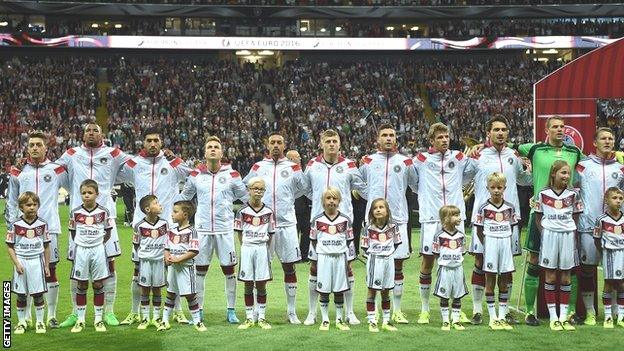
[1, 200, 621, 351]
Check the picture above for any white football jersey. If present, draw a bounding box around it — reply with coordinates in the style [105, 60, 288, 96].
[69, 204, 113, 247]
[6, 216, 50, 257]
[534, 187, 583, 232]
[432, 229, 466, 268]
[165, 225, 199, 267]
[473, 200, 518, 238]
[234, 204, 276, 245]
[593, 212, 624, 250]
[361, 222, 402, 257]
[133, 217, 169, 260]
[310, 212, 353, 255]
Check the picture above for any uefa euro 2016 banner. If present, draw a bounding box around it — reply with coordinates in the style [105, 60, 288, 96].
[0, 34, 619, 50]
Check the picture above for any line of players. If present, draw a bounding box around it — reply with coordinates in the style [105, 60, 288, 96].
[6, 117, 624, 334]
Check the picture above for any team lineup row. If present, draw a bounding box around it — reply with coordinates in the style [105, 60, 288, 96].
[6, 116, 624, 334]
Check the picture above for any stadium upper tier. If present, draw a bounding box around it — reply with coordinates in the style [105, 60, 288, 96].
[0, 54, 589, 175]
[2, 17, 623, 39]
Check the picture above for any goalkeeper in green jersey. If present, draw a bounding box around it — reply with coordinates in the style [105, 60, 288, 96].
[518, 116, 582, 326]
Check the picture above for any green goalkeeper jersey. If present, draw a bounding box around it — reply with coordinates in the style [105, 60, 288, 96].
[518, 142, 582, 199]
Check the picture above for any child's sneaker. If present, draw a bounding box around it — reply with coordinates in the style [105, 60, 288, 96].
[549, 320, 563, 331]
[381, 321, 398, 332]
[561, 321, 576, 331]
[303, 313, 316, 326]
[452, 322, 466, 331]
[346, 312, 360, 325]
[392, 311, 409, 324]
[137, 318, 150, 330]
[335, 319, 350, 331]
[604, 317, 614, 329]
[14, 323, 27, 335]
[120, 312, 141, 325]
[417, 311, 430, 324]
[319, 320, 330, 331]
[35, 322, 46, 334]
[459, 311, 471, 324]
[226, 309, 240, 324]
[94, 321, 107, 332]
[104, 312, 119, 326]
[47, 318, 60, 329]
[489, 320, 503, 330]
[238, 319, 254, 330]
[173, 311, 189, 324]
[71, 321, 85, 333]
[499, 319, 513, 330]
[157, 321, 171, 331]
[470, 313, 483, 325]
[584, 313, 597, 326]
[194, 322, 207, 332]
[441, 321, 451, 331]
[368, 321, 379, 332]
[257, 319, 272, 330]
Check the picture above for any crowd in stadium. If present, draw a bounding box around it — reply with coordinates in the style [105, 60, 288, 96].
[6, 17, 624, 38]
[0, 55, 573, 175]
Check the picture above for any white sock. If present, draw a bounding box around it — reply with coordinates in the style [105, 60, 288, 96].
[345, 276, 355, 316]
[258, 303, 266, 320]
[451, 307, 461, 323]
[103, 273, 117, 314]
[441, 306, 450, 323]
[162, 306, 172, 323]
[153, 305, 161, 320]
[486, 294, 497, 321]
[559, 304, 569, 322]
[336, 303, 344, 322]
[320, 301, 329, 322]
[605, 304, 613, 319]
[76, 304, 86, 323]
[366, 309, 375, 323]
[195, 272, 207, 309]
[499, 302, 508, 321]
[285, 282, 297, 314]
[225, 274, 237, 309]
[472, 284, 485, 314]
[17, 306, 26, 324]
[582, 291, 595, 315]
[141, 297, 150, 320]
[94, 306, 104, 324]
[393, 279, 404, 312]
[35, 304, 45, 324]
[131, 277, 141, 314]
[547, 303, 558, 321]
[190, 306, 201, 324]
[308, 275, 318, 316]
[420, 284, 430, 312]
[46, 281, 59, 319]
[245, 305, 254, 320]
[382, 308, 390, 323]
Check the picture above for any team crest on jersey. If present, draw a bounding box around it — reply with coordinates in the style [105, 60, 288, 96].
[614, 225, 622, 235]
[85, 216, 94, 225]
[161, 168, 168, 175]
[252, 216, 261, 226]
[172, 235, 181, 244]
[393, 165, 401, 173]
[448, 161, 455, 169]
[507, 157, 514, 165]
[378, 233, 387, 242]
[218, 176, 226, 184]
[613, 172, 620, 180]
[151, 230, 160, 239]
[44, 174, 52, 182]
[26, 229, 35, 239]
[335, 166, 344, 174]
[449, 239, 458, 250]
[281, 169, 289, 178]
[100, 157, 108, 164]
[328, 225, 337, 234]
